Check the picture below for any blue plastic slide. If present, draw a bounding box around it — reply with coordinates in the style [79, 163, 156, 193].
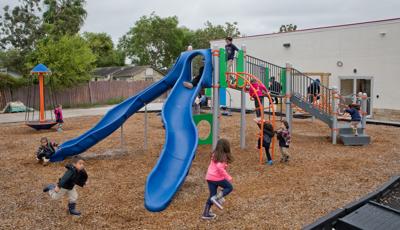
[144, 49, 212, 212]
[50, 51, 189, 162]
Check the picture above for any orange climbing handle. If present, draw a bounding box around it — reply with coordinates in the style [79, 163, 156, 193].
[225, 72, 276, 164]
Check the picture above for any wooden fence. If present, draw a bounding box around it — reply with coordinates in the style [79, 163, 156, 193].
[0, 80, 167, 110]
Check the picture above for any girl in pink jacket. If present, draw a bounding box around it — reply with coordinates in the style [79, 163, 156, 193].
[248, 78, 268, 119]
[202, 139, 234, 220]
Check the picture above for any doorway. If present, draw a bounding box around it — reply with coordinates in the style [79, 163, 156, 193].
[339, 77, 373, 116]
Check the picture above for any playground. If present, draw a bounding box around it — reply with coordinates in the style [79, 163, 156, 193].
[0, 113, 399, 229]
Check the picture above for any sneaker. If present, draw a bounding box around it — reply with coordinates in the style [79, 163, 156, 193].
[267, 160, 273, 165]
[183, 81, 193, 89]
[210, 195, 224, 210]
[43, 158, 49, 166]
[209, 210, 217, 218]
[201, 213, 217, 220]
[43, 184, 55, 193]
[355, 133, 359, 136]
[284, 156, 290, 163]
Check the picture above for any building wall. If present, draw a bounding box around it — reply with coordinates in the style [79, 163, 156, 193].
[211, 19, 400, 116]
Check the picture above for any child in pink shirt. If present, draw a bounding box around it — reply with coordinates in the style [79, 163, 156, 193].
[202, 139, 234, 220]
[54, 104, 64, 132]
[248, 78, 268, 119]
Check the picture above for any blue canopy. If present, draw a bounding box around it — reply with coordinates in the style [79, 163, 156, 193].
[31, 64, 51, 73]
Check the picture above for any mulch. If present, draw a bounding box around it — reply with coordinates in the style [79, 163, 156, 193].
[0, 113, 399, 229]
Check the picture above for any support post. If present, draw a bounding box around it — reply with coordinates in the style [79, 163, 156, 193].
[361, 93, 368, 134]
[240, 45, 247, 149]
[38, 73, 45, 122]
[212, 45, 220, 150]
[331, 86, 338, 144]
[144, 104, 148, 150]
[120, 124, 125, 151]
[285, 63, 293, 134]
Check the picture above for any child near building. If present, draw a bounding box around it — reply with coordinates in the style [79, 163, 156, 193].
[43, 156, 88, 216]
[202, 139, 234, 220]
[225, 37, 239, 84]
[276, 120, 291, 163]
[248, 78, 268, 119]
[344, 104, 361, 136]
[254, 119, 275, 165]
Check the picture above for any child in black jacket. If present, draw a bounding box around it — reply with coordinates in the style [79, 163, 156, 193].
[254, 119, 275, 165]
[36, 137, 58, 165]
[43, 156, 88, 216]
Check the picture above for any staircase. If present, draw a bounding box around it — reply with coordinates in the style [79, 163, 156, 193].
[244, 55, 370, 146]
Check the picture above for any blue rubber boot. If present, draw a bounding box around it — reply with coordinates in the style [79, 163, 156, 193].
[267, 160, 273, 165]
[43, 184, 55, 193]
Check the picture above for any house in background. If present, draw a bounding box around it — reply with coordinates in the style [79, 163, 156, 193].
[211, 18, 400, 121]
[92, 66, 164, 82]
[0, 68, 23, 79]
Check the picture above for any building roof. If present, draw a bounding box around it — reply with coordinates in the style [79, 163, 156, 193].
[93, 66, 126, 78]
[113, 66, 149, 78]
[211, 17, 400, 42]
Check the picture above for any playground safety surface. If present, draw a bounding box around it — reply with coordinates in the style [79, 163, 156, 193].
[0, 113, 399, 229]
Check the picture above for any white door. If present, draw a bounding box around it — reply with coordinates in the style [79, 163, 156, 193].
[339, 77, 373, 116]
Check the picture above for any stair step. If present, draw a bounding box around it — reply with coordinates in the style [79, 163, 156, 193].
[339, 134, 370, 146]
[339, 128, 364, 135]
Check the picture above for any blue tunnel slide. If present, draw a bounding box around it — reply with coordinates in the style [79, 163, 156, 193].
[50, 49, 213, 212]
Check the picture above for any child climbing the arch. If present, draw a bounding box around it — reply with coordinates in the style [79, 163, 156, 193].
[183, 66, 204, 89]
[202, 138, 234, 220]
[344, 104, 361, 136]
[225, 36, 239, 85]
[43, 156, 88, 216]
[54, 104, 63, 132]
[276, 120, 291, 163]
[254, 119, 275, 165]
[248, 78, 268, 120]
[36, 137, 58, 165]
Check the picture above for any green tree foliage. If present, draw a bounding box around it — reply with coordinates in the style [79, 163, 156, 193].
[0, 0, 43, 52]
[42, 0, 87, 37]
[118, 13, 186, 70]
[191, 21, 241, 49]
[279, 24, 297, 33]
[0, 73, 28, 88]
[83, 32, 125, 67]
[29, 35, 96, 88]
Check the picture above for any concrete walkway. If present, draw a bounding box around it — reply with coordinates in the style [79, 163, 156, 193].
[0, 103, 163, 124]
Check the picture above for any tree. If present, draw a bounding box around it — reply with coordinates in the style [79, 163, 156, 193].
[191, 21, 241, 49]
[0, 0, 43, 73]
[279, 24, 297, 33]
[28, 35, 96, 88]
[118, 13, 186, 70]
[0, 0, 43, 52]
[83, 32, 125, 67]
[42, 0, 87, 37]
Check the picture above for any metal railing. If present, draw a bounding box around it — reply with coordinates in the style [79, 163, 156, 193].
[245, 55, 285, 96]
[291, 68, 333, 115]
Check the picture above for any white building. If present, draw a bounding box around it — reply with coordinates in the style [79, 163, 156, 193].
[211, 18, 400, 121]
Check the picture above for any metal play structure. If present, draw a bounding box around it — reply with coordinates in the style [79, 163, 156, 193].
[48, 45, 370, 213]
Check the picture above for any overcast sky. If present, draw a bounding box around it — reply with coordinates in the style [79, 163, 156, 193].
[2, 0, 400, 43]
